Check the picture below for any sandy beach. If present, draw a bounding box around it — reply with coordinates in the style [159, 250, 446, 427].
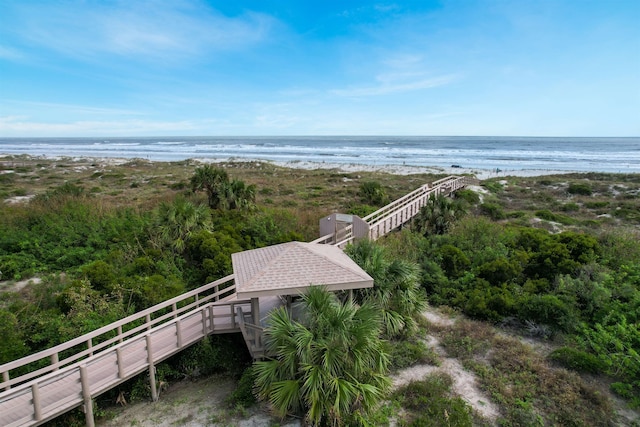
[16, 155, 577, 180]
[266, 160, 576, 180]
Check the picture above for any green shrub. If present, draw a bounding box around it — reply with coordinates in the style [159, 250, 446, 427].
[387, 339, 440, 369]
[395, 372, 473, 427]
[0, 252, 38, 280]
[0, 173, 15, 184]
[568, 183, 592, 196]
[437, 244, 470, 278]
[561, 202, 580, 212]
[549, 347, 606, 374]
[585, 201, 609, 209]
[455, 189, 480, 204]
[518, 294, 576, 332]
[226, 366, 257, 407]
[482, 181, 504, 193]
[347, 203, 378, 217]
[480, 202, 506, 220]
[359, 181, 388, 205]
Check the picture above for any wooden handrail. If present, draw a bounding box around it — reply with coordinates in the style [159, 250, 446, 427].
[0, 274, 235, 390]
[0, 298, 252, 427]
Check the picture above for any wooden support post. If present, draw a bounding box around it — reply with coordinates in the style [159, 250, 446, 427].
[32, 383, 42, 422]
[116, 348, 125, 379]
[172, 303, 178, 319]
[146, 335, 158, 402]
[145, 314, 152, 331]
[117, 325, 123, 343]
[176, 320, 183, 348]
[2, 370, 9, 391]
[51, 352, 59, 371]
[79, 366, 95, 427]
[87, 338, 93, 357]
[251, 298, 260, 326]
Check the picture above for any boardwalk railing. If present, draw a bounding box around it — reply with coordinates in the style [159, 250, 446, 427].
[0, 174, 476, 427]
[1, 275, 237, 392]
[0, 297, 252, 427]
[312, 175, 477, 246]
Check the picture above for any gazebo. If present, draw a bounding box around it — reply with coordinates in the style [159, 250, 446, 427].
[231, 241, 374, 326]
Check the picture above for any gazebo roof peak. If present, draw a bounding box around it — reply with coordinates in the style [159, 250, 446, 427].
[232, 241, 373, 299]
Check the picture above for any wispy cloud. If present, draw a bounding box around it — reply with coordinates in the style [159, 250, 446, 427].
[331, 74, 458, 97]
[0, 116, 202, 135]
[7, 2, 276, 63]
[0, 45, 24, 60]
[5, 100, 145, 116]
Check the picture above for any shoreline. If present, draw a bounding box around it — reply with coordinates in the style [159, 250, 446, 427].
[1, 153, 589, 180]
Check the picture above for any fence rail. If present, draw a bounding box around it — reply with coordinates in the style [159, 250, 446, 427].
[1, 274, 236, 392]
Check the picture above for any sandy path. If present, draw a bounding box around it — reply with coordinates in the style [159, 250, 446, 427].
[99, 309, 500, 426]
[390, 309, 501, 423]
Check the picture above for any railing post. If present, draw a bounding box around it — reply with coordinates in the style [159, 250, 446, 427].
[51, 352, 59, 371]
[117, 325, 123, 343]
[32, 383, 42, 421]
[79, 366, 95, 427]
[2, 370, 9, 391]
[172, 303, 178, 319]
[201, 308, 207, 336]
[116, 348, 125, 379]
[146, 335, 158, 402]
[176, 319, 183, 348]
[145, 314, 152, 331]
[87, 338, 93, 357]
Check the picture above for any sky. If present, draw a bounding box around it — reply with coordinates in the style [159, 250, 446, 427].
[0, 0, 639, 137]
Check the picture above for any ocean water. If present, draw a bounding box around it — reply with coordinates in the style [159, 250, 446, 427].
[0, 136, 638, 173]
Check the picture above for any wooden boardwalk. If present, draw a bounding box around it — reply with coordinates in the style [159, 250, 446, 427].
[0, 175, 475, 427]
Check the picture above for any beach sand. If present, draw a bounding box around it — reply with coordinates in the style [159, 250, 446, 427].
[266, 160, 574, 180]
[1, 154, 578, 180]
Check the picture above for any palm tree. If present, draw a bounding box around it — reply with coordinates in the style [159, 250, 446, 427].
[346, 239, 427, 338]
[253, 287, 390, 426]
[154, 197, 211, 252]
[190, 165, 229, 209]
[223, 179, 256, 210]
[413, 194, 466, 236]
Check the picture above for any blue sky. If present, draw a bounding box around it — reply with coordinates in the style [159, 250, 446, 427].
[0, 0, 638, 137]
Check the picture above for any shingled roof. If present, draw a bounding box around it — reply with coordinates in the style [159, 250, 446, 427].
[232, 241, 374, 299]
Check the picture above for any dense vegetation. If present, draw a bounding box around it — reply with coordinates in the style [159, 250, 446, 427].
[1, 156, 639, 425]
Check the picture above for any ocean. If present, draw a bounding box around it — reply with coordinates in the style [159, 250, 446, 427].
[0, 136, 638, 174]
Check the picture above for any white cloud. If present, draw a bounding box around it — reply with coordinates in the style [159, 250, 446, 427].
[331, 74, 458, 97]
[0, 45, 24, 60]
[0, 116, 202, 136]
[4, 100, 145, 116]
[10, 2, 276, 62]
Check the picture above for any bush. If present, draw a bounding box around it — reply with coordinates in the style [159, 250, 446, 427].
[226, 366, 257, 407]
[561, 202, 580, 212]
[480, 202, 506, 220]
[549, 347, 606, 374]
[454, 189, 480, 204]
[518, 294, 577, 333]
[359, 181, 388, 205]
[395, 372, 473, 427]
[386, 339, 440, 369]
[482, 181, 504, 193]
[568, 183, 592, 196]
